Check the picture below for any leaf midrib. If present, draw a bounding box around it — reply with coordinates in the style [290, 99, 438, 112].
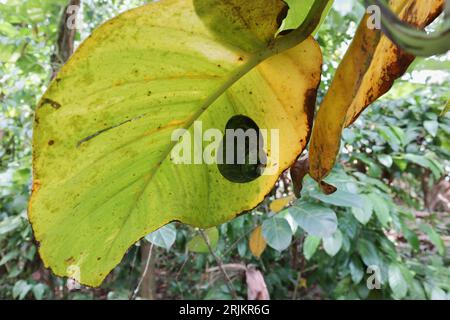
[103, 51, 272, 260]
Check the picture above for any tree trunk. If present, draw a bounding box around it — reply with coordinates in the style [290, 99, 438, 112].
[51, 0, 81, 78]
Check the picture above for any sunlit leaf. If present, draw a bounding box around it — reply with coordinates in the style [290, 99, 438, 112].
[29, 0, 323, 286]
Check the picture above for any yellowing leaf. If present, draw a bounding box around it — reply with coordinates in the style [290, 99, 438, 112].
[309, 0, 444, 182]
[29, 0, 322, 286]
[299, 277, 307, 289]
[249, 226, 267, 258]
[269, 194, 295, 212]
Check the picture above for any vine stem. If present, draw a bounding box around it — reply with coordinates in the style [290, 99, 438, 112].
[199, 229, 238, 300]
[130, 243, 154, 300]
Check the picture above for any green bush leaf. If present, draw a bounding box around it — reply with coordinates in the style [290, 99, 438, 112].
[388, 263, 408, 299]
[322, 229, 343, 257]
[351, 194, 374, 225]
[311, 189, 365, 208]
[262, 218, 293, 252]
[419, 223, 445, 255]
[303, 235, 321, 260]
[378, 125, 405, 152]
[349, 257, 364, 284]
[32, 284, 47, 300]
[12, 280, 32, 300]
[145, 223, 177, 250]
[377, 154, 393, 168]
[187, 228, 219, 253]
[403, 154, 444, 179]
[424, 120, 439, 137]
[367, 193, 391, 227]
[289, 202, 337, 237]
[357, 238, 382, 268]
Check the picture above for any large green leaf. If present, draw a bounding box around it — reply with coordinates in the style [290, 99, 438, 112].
[29, 0, 323, 286]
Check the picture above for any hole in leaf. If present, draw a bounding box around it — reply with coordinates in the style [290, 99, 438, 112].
[217, 115, 267, 183]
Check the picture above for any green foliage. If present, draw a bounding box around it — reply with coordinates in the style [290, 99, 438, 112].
[145, 224, 177, 251]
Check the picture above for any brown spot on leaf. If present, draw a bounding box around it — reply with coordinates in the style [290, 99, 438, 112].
[319, 181, 337, 195]
[39, 98, 61, 110]
[65, 257, 75, 264]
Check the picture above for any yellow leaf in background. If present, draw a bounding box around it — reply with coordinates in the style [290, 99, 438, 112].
[309, 0, 444, 183]
[269, 194, 296, 212]
[299, 277, 307, 289]
[249, 226, 267, 258]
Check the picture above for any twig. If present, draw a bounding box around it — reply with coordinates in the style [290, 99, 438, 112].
[199, 229, 238, 300]
[130, 243, 154, 300]
[175, 250, 190, 281]
[290, 154, 310, 198]
[292, 235, 305, 300]
[206, 263, 247, 274]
